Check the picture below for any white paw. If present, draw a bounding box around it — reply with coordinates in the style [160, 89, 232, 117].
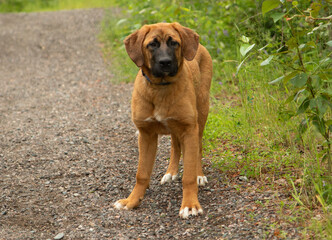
[160, 173, 178, 185]
[179, 207, 203, 219]
[197, 176, 208, 186]
[113, 201, 128, 210]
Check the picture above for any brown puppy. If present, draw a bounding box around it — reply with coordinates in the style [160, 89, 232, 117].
[114, 22, 212, 218]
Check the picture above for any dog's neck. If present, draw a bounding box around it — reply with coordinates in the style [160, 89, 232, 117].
[141, 69, 172, 86]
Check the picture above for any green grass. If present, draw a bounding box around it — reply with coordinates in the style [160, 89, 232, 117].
[99, 11, 149, 84]
[0, 0, 116, 12]
[204, 58, 300, 169]
[99, 15, 137, 83]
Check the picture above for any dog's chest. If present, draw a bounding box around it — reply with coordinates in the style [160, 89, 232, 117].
[145, 110, 171, 125]
[143, 108, 173, 134]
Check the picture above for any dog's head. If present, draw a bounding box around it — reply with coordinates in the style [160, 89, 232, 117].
[124, 22, 199, 78]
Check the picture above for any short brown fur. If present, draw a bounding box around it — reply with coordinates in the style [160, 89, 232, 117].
[115, 22, 213, 218]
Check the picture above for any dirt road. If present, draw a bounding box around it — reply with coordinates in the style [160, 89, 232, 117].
[0, 9, 301, 239]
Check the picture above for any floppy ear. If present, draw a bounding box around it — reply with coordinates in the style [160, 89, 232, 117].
[172, 22, 200, 61]
[123, 26, 150, 67]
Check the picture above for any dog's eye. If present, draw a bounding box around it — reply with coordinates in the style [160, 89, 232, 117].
[169, 40, 179, 47]
[148, 41, 159, 48]
[167, 37, 178, 47]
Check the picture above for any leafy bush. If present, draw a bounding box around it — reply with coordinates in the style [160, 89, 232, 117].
[259, 0, 331, 205]
[114, 0, 268, 59]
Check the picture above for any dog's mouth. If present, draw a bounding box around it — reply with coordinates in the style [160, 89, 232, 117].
[161, 69, 176, 76]
[152, 69, 177, 78]
[167, 70, 178, 77]
[151, 64, 178, 78]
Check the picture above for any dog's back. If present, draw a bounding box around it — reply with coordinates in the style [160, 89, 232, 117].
[185, 44, 212, 131]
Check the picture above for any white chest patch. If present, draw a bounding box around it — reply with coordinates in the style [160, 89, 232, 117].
[144, 113, 173, 128]
[154, 113, 163, 122]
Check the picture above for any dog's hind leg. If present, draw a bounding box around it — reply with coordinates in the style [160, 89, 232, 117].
[195, 45, 212, 187]
[196, 82, 210, 187]
[197, 127, 208, 186]
[161, 134, 181, 184]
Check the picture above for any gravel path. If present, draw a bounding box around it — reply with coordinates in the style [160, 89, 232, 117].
[0, 9, 302, 240]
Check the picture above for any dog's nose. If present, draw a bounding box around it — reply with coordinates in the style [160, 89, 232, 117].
[159, 58, 172, 68]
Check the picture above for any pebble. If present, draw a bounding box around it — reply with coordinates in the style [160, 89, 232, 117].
[239, 176, 248, 182]
[276, 178, 287, 186]
[54, 232, 64, 240]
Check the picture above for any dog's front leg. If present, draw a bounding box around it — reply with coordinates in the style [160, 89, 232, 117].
[114, 129, 158, 210]
[179, 124, 203, 218]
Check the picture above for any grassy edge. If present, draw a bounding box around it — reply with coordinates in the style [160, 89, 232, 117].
[98, 10, 137, 83]
[0, 0, 117, 13]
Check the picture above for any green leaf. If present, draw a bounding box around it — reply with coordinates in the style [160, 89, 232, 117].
[327, 120, 332, 132]
[283, 71, 299, 84]
[260, 55, 274, 66]
[321, 94, 332, 109]
[241, 35, 250, 43]
[298, 119, 308, 135]
[310, 96, 328, 116]
[139, 9, 147, 14]
[310, 2, 322, 18]
[240, 44, 255, 57]
[290, 73, 308, 88]
[269, 75, 284, 85]
[306, 41, 317, 48]
[312, 116, 326, 136]
[180, 7, 190, 12]
[278, 110, 295, 121]
[326, 41, 332, 47]
[292, 1, 298, 7]
[270, 12, 285, 23]
[320, 57, 331, 65]
[236, 54, 251, 76]
[285, 92, 296, 104]
[262, 0, 281, 16]
[297, 97, 310, 115]
[294, 89, 305, 101]
[286, 37, 297, 49]
[258, 43, 272, 51]
[116, 18, 127, 26]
